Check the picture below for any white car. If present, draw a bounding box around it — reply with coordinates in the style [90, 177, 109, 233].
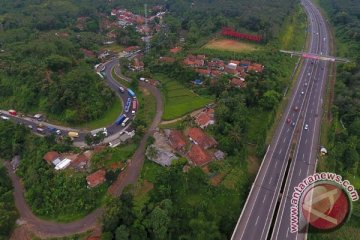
[304, 124, 309, 130]
[301, 91, 304, 95]
[1, 116, 9, 120]
[305, 82, 308, 86]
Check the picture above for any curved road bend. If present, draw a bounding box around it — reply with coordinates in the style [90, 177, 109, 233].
[5, 61, 164, 238]
[231, 0, 329, 239]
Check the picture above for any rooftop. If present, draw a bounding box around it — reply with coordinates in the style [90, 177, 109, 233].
[168, 130, 187, 151]
[43, 151, 60, 163]
[187, 127, 217, 149]
[187, 144, 212, 166]
[86, 169, 106, 188]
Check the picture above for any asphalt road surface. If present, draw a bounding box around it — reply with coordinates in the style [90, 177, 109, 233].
[271, 0, 330, 239]
[0, 58, 136, 147]
[231, 0, 330, 239]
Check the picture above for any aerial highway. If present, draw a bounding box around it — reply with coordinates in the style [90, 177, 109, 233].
[231, 0, 330, 239]
[0, 58, 137, 147]
[271, 0, 330, 239]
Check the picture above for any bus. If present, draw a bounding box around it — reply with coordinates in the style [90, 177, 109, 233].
[115, 114, 126, 125]
[127, 88, 136, 98]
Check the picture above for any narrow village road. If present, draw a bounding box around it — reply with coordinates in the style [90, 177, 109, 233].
[6, 72, 164, 238]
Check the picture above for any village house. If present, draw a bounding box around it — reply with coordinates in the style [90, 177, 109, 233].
[43, 151, 61, 165]
[122, 46, 140, 55]
[183, 55, 206, 67]
[187, 127, 217, 149]
[70, 153, 89, 170]
[130, 57, 144, 71]
[168, 130, 187, 151]
[187, 144, 213, 166]
[195, 108, 215, 128]
[231, 77, 247, 88]
[86, 169, 106, 188]
[195, 68, 211, 76]
[247, 63, 264, 73]
[170, 46, 182, 54]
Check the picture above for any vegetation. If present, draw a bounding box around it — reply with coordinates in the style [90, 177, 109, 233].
[155, 74, 212, 120]
[0, 161, 18, 240]
[0, 121, 106, 222]
[308, 0, 360, 239]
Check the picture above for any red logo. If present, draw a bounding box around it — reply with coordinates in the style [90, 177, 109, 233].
[301, 183, 351, 230]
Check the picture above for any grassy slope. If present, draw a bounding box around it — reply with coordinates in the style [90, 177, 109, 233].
[155, 74, 212, 120]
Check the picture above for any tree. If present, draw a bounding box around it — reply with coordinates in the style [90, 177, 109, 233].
[146, 206, 170, 240]
[115, 225, 130, 240]
[259, 90, 281, 110]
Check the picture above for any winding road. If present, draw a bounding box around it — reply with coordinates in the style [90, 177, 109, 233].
[4, 59, 164, 238]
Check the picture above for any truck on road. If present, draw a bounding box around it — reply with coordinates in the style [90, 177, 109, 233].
[115, 114, 127, 125]
[91, 127, 108, 137]
[8, 109, 17, 116]
[127, 88, 136, 98]
[68, 131, 79, 138]
[121, 117, 129, 127]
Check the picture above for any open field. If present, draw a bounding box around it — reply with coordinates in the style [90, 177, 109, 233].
[203, 39, 261, 52]
[155, 75, 212, 120]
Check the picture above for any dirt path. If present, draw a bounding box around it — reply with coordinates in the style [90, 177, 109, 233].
[160, 107, 205, 125]
[7, 82, 164, 239]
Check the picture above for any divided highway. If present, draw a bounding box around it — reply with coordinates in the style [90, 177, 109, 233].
[231, 0, 330, 239]
[271, 0, 330, 239]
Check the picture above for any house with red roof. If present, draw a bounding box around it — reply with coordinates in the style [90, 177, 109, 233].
[187, 127, 217, 149]
[43, 151, 61, 165]
[130, 57, 144, 71]
[170, 47, 182, 54]
[247, 63, 264, 73]
[195, 108, 215, 129]
[168, 130, 187, 151]
[195, 68, 211, 76]
[86, 169, 106, 188]
[187, 144, 212, 166]
[70, 154, 89, 170]
[231, 77, 247, 88]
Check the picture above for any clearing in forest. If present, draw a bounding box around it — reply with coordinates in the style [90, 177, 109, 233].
[204, 38, 261, 52]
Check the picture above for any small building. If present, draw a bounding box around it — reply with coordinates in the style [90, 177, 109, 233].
[70, 154, 89, 170]
[231, 77, 246, 88]
[187, 128, 217, 149]
[146, 145, 178, 167]
[170, 47, 182, 54]
[54, 158, 71, 171]
[11, 155, 20, 170]
[247, 63, 264, 73]
[86, 169, 106, 188]
[187, 144, 212, 166]
[130, 57, 144, 71]
[43, 151, 61, 165]
[195, 108, 215, 129]
[168, 130, 187, 151]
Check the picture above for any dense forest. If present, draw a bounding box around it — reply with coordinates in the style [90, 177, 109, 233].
[0, 164, 18, 240]
[0, 0, 114, 124]
[309, 0, 360, 239]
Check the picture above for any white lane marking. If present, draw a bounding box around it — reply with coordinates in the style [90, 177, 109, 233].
[299, 169, 302, 176]
[263, 194, 267, 204]
[283, 137, 287, 143]
[255, 216, 260, 226]
[311, 109, 313, 114]
[270, 177, 273, 184]
[305, 138, 308, 144]
[279, 148, 283, 155]
[302, 153, 305, 160]
[287, 128, 290, 133]
[286, 228, 289, 238]
[275, 161, 278, 168]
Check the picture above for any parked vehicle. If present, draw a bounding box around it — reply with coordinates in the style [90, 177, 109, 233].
[37, 127, 45, 133]
[47, 126, 57, 132]
[115, 114, 127, 125]
[121, 117, 129, 127]
[8, 109, 17, 116]
[56, 129, 62, 135]
[118, 86, 125, 93]
[91, 127, 108, 137]
[127, 88, 136, 98]
[1, 116, 9, 120]
[125, 98, 131, 113]
[68, 131, 79, 138]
